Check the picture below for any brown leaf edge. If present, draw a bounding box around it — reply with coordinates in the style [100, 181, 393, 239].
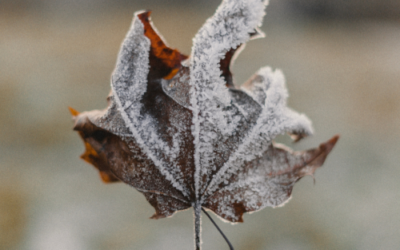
[274, 135, 340, 179]
[69, 107, 120, 183]
[137, 11, 188, 80]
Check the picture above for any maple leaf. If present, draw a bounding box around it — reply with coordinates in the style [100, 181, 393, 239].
[69, 0, 338, 249]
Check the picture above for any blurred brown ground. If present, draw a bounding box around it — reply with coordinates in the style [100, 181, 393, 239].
[1, 1, 400, 250]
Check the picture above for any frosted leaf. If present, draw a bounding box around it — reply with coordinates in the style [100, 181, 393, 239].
[110, 12, 194, 199]
[190, 0, 269, 199]
[200, 66, 314, 198]
[70, 0, 338, 242]
[204, 137, 338, 222]
[71, 11, 196, 218]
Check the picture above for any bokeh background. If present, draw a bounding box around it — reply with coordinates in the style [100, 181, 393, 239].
[1, 0, 399, 249]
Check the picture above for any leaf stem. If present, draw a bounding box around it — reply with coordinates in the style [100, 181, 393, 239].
[201, 208, 234, 250]
[194, 202, 202, 250]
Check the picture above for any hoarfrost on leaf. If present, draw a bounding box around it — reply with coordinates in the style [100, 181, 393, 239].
[70, 1, 338, 249]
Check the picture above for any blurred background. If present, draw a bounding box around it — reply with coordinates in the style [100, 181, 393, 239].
[1, 0, 399, 249]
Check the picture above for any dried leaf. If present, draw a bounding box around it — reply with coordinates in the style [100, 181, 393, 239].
[70, 1, 338, 249]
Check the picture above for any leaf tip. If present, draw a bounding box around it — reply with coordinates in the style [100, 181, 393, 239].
[99, 171, 120, 183]
[68, 107, 80, 117]
[136, 10, 152, 21]
[321, 134, 340, 154]
[150, 213, 165, 220]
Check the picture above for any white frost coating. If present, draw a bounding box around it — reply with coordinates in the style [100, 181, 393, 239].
[189, 0, 269, 199]
[207, 143, 317, 221]
[204, 67, 313, 198]
[111, 13, 190, 198]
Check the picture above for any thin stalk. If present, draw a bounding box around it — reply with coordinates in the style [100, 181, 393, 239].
[194, 202, 202, 250]
[202, 208, 234, 250]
